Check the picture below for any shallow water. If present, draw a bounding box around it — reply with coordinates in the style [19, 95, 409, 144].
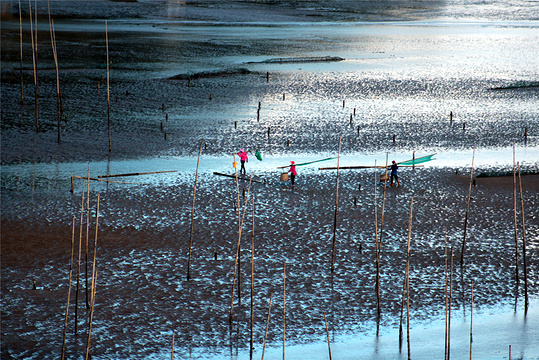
[1, 1, 539, 359]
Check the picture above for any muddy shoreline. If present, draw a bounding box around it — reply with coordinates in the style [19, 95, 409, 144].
[2, 166, 538, 359]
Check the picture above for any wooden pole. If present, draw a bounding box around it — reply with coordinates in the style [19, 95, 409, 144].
[283, 262, 286, 360]
[28, 0, 39, 132]
[444, 229, 449, 360]
[61, 216, 76, 360]
[187, 140, 204, 281]
[229, 174, 253, 323]
[406, 198, 413, 360]
[250, 195, 255, 360]
[261, 290, 273, 360]
[331, 134, 343, 272]
[48, 2, 62, 143]
[97, 170, 178, 178]
[106, 20, 112, 152]
[512, 144, 519, 285]
[53, 20, 62, 143]
[18, 0, 24, 127]
[376, 154, 389, 319]
[469, 280, 473, 360]
[85, 194, 100, 360]
[75, 179, 85, 334]
[85, 164, 91, 309]
[448, 248, 453, 360]
[171, 330, 175, 360]
[518, 163, 529, 314]
[460, 147, 475, 264]
[324, 313, 332, 360]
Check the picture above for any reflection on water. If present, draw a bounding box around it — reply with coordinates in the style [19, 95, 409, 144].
[1, 1, 538, 359]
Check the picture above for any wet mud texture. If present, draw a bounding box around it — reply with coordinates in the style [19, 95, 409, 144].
[2, 168, 538, 359]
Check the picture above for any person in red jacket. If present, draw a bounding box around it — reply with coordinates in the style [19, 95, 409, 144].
[237, 149, 248, 174]
[288, 161, 297, 188]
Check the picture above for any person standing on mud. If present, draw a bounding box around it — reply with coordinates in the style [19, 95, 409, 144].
[390, 160, 400, 187]
[288, 161, 297, 188]
[237, 149, 248, 175]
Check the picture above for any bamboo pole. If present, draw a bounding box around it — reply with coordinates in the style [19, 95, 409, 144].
[283, 261, 286, 360]
[261, 290, 273, 360]
[229, 174, 253, 323]
[517, 163, 529, 313]
[376, 154, 389, 320]
[47, 1, 61, 143]
[406, 198, 413, 360]
[250, 195, 255, 360]
[61, 216, 76, 360]
[331, 134, 343, 272]
[187, 139, 204, 281]
[105, 20, 112, 152]
[512, 144, 519, 285]
[18, 0, 24, 126]
[28, 0, 39, 132]
[444, 228, 449, 360]
[374, 159, 380, 332]
[85, 164, 91, 309]
[97, 170, 178, 178]
[75, 179, 85, 334]
[469, 280, 473, 360]
[72, 175, 143, 185]
[171, 330, 175, 360]
[448, 248, 453, 360]
[85, 194, 100, 359]
[460, 147, 475, 264]
[324, 313, 332, 360]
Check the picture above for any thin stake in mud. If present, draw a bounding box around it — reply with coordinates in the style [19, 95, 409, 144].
[469, 280, 474, 360]
[444, 229, 449, 360]
[376, 154, 390, 321]
[512, 144, 519, 286]
[261, 290, 273, 360]
[75, 179, 86, 334]
[283, 261, 286, 360]
[448, 248, 454, 360]
[250, 195, 255, 360]
[187, 139, 204, 281]
[406, 198, 413, 360]
[331, 134, 343, 272]
[171, 330, 175, 360]
[399, 197, 413, 355]
[106, 20, 112, 152]
[28, 0, 39, 132]
[374, 160, 380, 324]
[460, 147, 475, 264]
[85, 194, 100, 360]
[518, 163, 529, 313]
[48, 2, 62, 143]
[61, 216, 76, 360]
[229, 173, 253, 324]
[324, 313, 332, 360]
[18, 0, 24, 126]
[85, 164, 91, 309]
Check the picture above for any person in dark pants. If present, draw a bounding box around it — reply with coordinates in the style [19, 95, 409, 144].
[237, 149, 248, 175]
[288, 161, 297, 188]
[390, 160, 400, 187]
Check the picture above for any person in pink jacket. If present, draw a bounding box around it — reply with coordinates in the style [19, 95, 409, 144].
[237, 149, 248, 174]
[288, 161, 297, 187]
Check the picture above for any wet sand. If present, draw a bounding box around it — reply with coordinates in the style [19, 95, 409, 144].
[2, 166, 538, 359]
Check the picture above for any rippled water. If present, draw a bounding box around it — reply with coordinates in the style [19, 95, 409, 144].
[1, 1, 538, 359]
